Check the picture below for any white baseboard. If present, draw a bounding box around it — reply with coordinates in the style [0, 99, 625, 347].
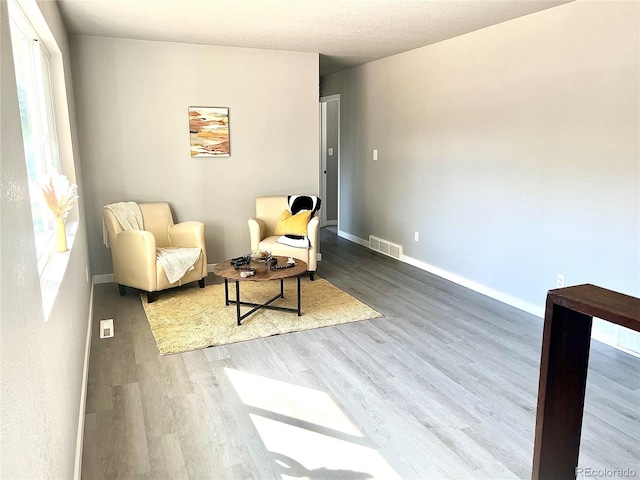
[338, 231, 544, 319]
[317, 253, 322, 262]
[401, 254, 544, 318]
[93, 273, 114, 284]
[74, 281, 94, 480]
[207, 263, 216, 273]
[338, 230, 369, 247]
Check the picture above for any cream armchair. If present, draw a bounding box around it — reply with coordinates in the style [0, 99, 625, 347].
[103, 202, 207, 302]
[248, 195, 320, 280]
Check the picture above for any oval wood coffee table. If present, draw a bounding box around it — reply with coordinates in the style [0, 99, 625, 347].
[212, 256, 307, 325]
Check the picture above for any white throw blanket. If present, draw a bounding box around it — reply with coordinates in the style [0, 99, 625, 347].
[103, 201, 143, 247]
[156, 247, 202, 284]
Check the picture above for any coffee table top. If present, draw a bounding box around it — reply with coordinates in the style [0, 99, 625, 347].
[212, 256, 307, 282]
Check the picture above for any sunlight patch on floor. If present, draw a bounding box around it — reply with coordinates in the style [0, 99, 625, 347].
[225, 367, 362, 436]
[251, 414, 401, 480]
[225, 368, 401, 480]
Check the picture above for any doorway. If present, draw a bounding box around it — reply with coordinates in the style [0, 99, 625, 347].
[319, 94, 340, 229]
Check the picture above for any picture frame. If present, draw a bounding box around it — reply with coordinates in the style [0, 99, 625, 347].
[189, 106, 230, 157]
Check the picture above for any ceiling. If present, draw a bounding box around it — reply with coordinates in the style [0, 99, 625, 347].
[56, 0, 573, 76]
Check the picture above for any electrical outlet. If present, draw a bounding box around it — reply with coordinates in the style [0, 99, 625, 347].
[414, 231, 419, 242]
[100, 319, 114, 339]
[556, 274, 565, 288]
[373, 149, 378, 161]
[328, 147, 333, 156]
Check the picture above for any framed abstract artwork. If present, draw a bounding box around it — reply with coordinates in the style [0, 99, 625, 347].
[188, 106, 230, 157]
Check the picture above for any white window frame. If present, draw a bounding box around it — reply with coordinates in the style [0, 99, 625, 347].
[9, 0, 64, 273]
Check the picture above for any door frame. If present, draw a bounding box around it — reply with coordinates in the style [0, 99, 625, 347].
[319, 94, 340, 229]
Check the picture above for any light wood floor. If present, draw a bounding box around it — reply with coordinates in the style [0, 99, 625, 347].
[82, 228, 640, 479]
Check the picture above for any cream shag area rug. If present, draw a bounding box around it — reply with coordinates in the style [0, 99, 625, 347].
[141, 276, 382, 355]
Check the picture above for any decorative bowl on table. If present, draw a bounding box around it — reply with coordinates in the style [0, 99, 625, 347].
[250, 249, 272, 263]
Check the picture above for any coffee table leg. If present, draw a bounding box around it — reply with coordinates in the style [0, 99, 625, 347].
[280, 279, 284, 298]
[235, 280, 241, 326]
[224, 279, 229, 306]
[297, 275, 301, 316]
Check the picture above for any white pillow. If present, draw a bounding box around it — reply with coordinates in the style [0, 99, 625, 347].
[276, 235, 310, 248]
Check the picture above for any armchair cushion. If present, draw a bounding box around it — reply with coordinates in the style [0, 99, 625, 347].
[274, 209, 312, 236]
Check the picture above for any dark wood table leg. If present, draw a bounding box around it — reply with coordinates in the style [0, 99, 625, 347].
[297, 275, 301, 316]
[235, 280, 241, 326]
[532, 300, 593, 480]
[280, 279, 284, 298]
[224, 279, 229, 306]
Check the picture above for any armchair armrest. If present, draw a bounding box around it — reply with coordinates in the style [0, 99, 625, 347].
[307, 216, 320, 247]
[111, 230, 157, 291]
[248, 217, 266, 250]
[168, 221, 205, 249]
[168, 221, 207, 280]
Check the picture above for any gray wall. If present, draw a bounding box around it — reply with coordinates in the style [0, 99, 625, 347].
[70, 36, 320, 275]
[0, 0, 92, 477]
[320, 0, 639, 308]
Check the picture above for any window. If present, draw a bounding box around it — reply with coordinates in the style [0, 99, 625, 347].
[9, 0, 62, 271]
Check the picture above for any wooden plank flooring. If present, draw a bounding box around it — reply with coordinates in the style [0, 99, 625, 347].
[82, 228, 640, 479]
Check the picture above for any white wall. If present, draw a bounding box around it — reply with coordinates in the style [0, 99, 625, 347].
[0, 0, 92, 477]
[321, 0, 639, 310]
[70, 36, 320, 275]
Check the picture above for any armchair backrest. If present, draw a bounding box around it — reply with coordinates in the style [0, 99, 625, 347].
[139, 202, 173, 247]
[255, 196, 291, 236]
[103, 202, 174, 247]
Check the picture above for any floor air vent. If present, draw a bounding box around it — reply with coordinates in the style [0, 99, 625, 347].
[369, 235, 403, 260]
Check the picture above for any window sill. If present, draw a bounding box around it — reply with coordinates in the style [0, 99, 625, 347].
[39, 220, 78, 320]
